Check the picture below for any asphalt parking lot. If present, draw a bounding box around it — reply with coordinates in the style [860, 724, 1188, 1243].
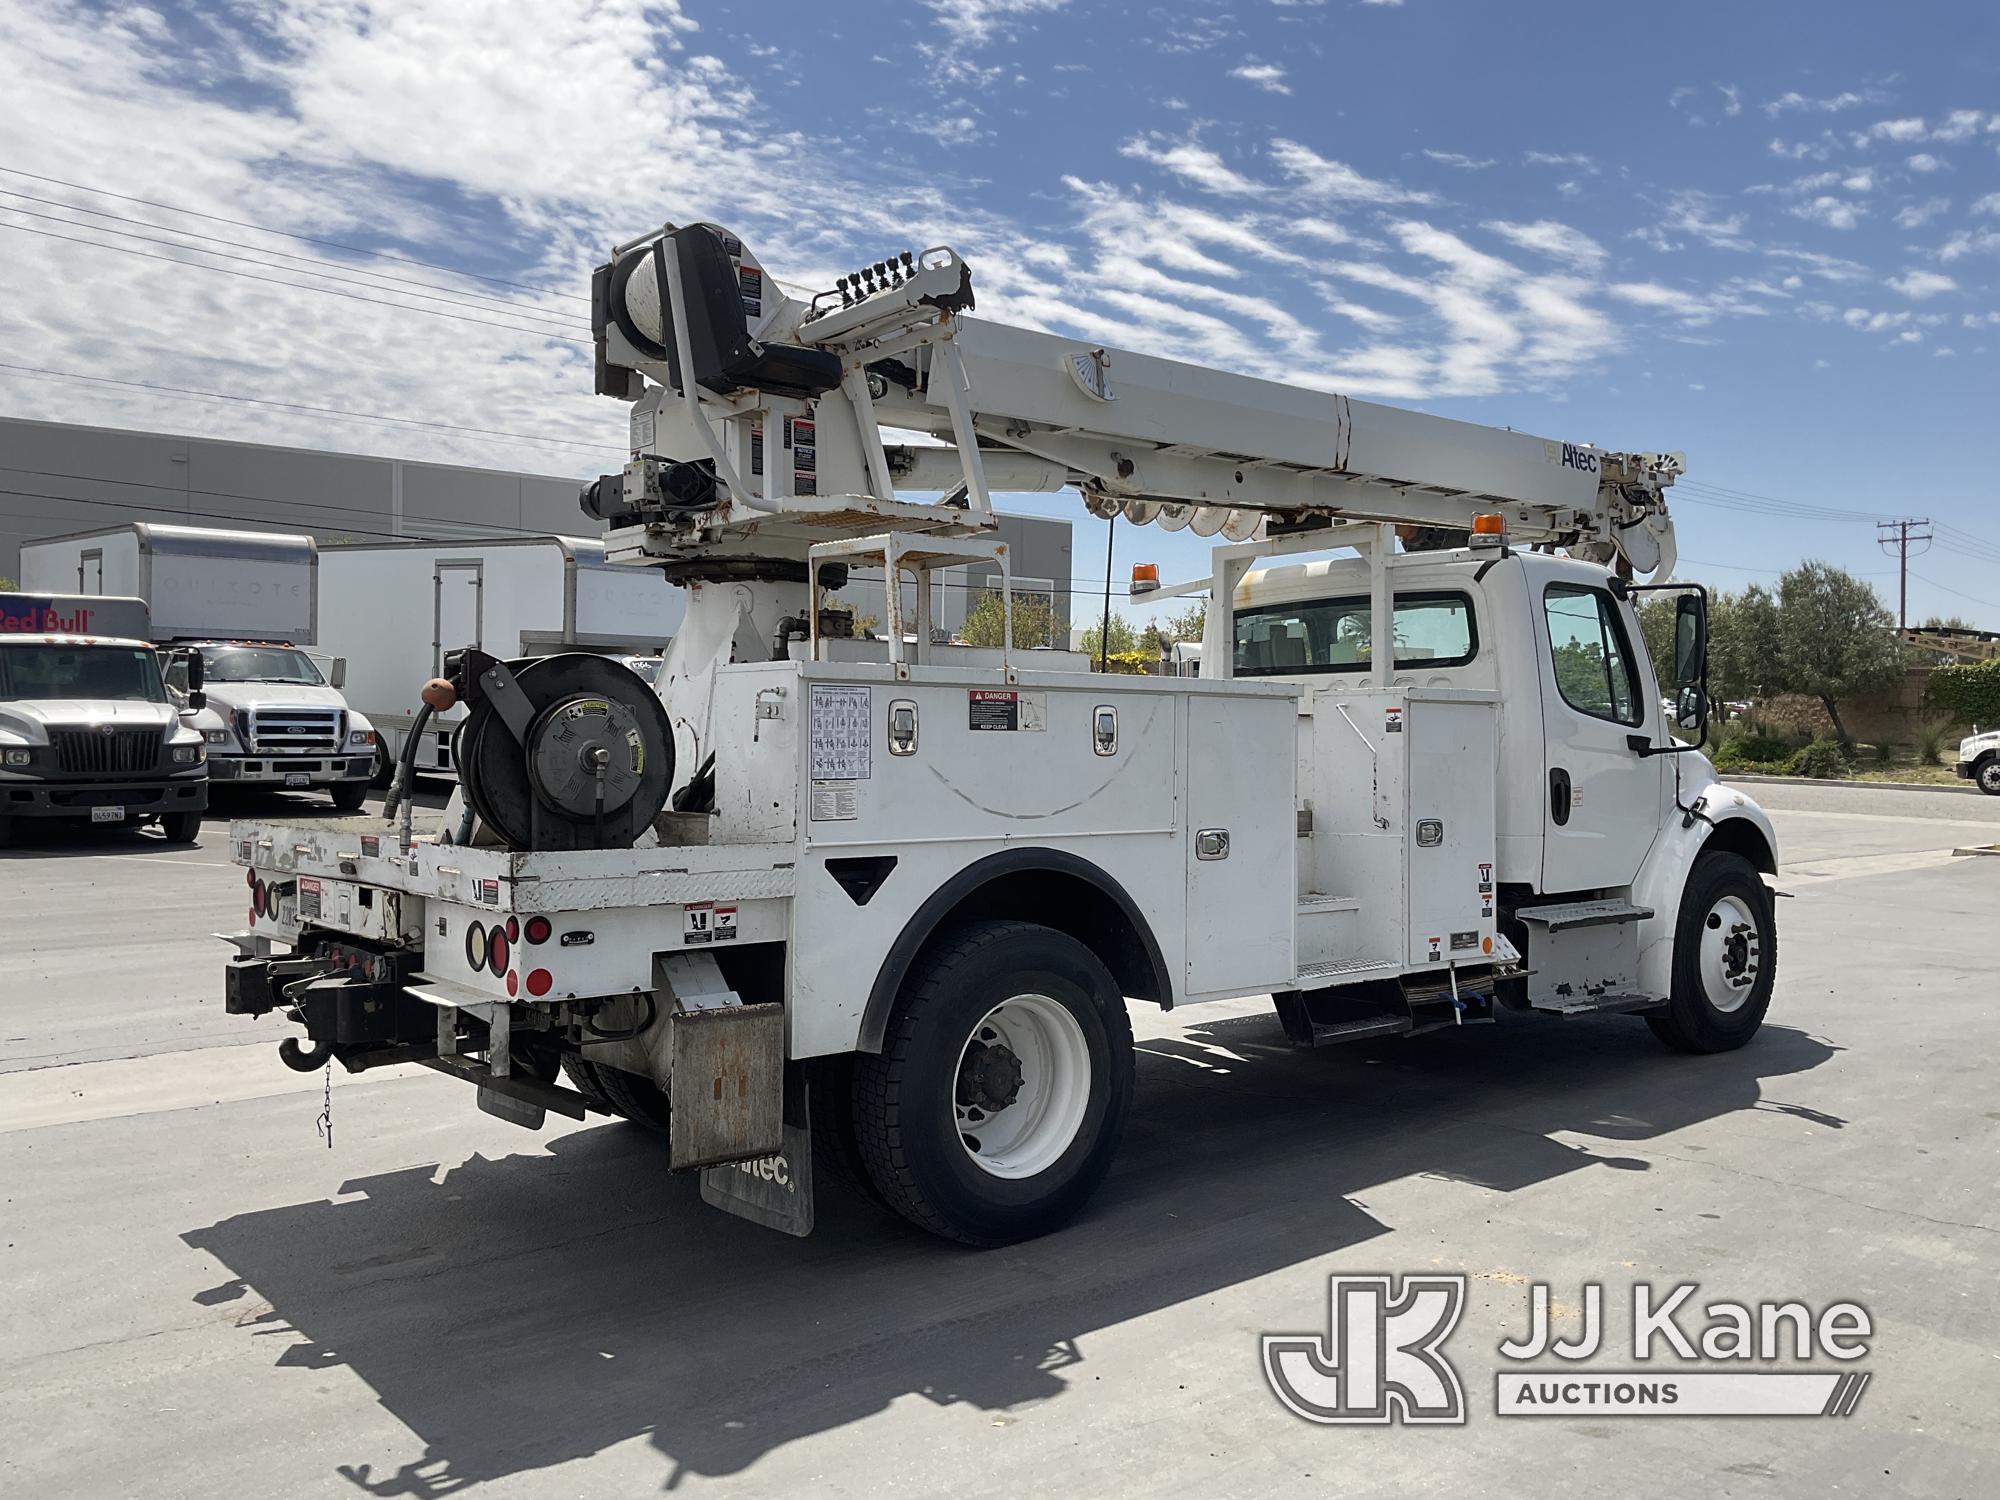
[3, 781, 1997, 1498]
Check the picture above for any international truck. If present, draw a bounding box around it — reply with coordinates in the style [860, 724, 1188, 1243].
[19, 523, 378, 808]
[0, 591, 209, 844]
[214, 223, 1777, 1247]
[315, 535, 685, 785]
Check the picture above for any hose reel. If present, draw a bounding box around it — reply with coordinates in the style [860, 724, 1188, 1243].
[453, 652, 675, 851]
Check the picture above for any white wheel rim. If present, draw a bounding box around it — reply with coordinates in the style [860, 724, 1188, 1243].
[1698, 894, 1761, 1013]
[954, 993, 1091, 1179]
[1982, 764, 2000, 792]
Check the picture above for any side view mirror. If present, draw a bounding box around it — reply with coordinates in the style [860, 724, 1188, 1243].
[186, 689, 207, 712]
[185, 650, 205, 693]
[1672, 592, 1708, 734]
[329, 657, 347, 690]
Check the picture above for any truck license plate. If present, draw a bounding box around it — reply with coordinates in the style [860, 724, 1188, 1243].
[284, 773, 310, 788]
[90, 805, 125, 823]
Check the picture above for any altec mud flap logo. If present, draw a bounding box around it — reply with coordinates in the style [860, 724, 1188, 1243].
[1262, 1275, 1872, 1424]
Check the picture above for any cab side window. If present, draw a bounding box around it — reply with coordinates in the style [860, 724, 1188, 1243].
[1544, 584, 1640, 726]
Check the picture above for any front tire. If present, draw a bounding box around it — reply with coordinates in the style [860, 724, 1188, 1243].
[159, 810, 203, 844]
[853, 920, 1134, 1246]
[1976, 757, 2000, 797]
[329, 779, 369, 812]
[1647, 850, 1776, 1053]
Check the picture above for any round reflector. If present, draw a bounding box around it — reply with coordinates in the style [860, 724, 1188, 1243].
[525, 969, 553, 997]
[487, 926, 511, 977]
[505, 916, 520, 943]
[524, 916, 552, 945]
[506, 970, 519, 997]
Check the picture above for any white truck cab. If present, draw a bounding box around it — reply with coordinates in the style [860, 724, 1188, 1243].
[1958, 728, 2000, 795]
[166, 643, 378, 809]
[0, 611, 209, 845]
[209, 221, 1778, 1248]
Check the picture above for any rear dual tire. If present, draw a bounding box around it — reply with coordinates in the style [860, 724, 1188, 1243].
[850, 920, 1134, 1246]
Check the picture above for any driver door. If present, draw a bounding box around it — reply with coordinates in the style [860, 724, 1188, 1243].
[1533, 560, 1665, 892]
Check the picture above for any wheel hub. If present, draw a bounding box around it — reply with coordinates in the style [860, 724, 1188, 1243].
[957, 1035, 1026, 1114]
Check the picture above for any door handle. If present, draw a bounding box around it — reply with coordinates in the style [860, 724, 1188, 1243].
[1549, 768, 1572, 827]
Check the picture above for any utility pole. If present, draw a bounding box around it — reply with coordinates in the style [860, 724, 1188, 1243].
[1876, 517, 1933, 630]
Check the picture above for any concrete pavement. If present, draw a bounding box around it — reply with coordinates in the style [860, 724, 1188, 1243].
[2, 781, 1996, 1498]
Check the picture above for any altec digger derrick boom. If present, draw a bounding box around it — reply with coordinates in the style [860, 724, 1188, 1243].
[584, 221, 1682, 582]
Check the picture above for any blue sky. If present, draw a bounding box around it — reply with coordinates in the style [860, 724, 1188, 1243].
[0, 0, 1995, 624]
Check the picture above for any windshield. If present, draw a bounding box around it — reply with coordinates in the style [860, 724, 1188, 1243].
[0, 645, 167, 703]
[197, 646, 324, 685]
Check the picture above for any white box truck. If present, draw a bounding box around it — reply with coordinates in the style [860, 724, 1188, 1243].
[317, 535, 685, 784]
[19, 524, 378, 808]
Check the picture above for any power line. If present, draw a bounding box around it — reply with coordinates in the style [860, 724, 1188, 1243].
[0, 189, 585, 327]
[0, 164, 590, 303]
[0, 219, 590, 344]
[1906, 570, 2000, 615]
[0, 362, 624, 456]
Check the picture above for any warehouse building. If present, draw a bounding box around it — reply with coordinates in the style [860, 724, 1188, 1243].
[0, 414, 1073, 637]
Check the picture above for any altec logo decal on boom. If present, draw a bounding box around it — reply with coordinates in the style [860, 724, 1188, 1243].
[1262, 1275, 1873, 1424]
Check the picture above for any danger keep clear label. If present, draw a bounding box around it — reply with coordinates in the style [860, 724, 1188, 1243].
[968, 689, 1047, 732]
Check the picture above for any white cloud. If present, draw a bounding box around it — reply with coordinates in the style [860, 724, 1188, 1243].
[1424, 150, 1495, 170]
[1854, 116, 1928, 145]
[1720, 84, 1743, 117]
[1120, 133, 1264, 195]
[1661, 190, 1754, 251]
[1893, 329, 1923, 343]
[1905, 153, 1946, 174]
[1974, 193, 2000, 215]
[1934, 346, 1956, 357]
[1941, 228, 2000, 261]
[1790, 196, 1867, 230]
[1929, 109, 1992, 142]
[1886, 270, 1958, 300]
[1523, 150, 1598, 171]
[1763, 89, 1884, 117]
[1893, 197, 1950, 228]
[1269, 139, 1437, 204]
[1768, 135, 1834, 161]
[1841, 308, 1910, 332]
[921, 0, 1068, 46]
[1483, 218, 1608, 270]
[1229, 62, 1291, 94]
[1765, 247, 1870, 283]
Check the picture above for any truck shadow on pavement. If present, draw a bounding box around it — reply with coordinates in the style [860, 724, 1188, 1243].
[181, 1014, 1837, 1496]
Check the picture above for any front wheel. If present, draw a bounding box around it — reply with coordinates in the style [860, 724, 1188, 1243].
[1647, 850, 1776, 1053]
[1976, 757, 2000, 797]
[853, 920, 1134, 1246]
[159, 810, 203, 844]
[329, 779, 369, 812]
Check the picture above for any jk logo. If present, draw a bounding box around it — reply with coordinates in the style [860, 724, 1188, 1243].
[1262, 1274, 1467, 1425]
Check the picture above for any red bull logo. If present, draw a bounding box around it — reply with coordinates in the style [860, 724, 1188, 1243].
[0, 594, 146, 637]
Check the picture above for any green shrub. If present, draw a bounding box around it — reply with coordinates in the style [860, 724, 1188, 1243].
[1718, 729, 1795, 763]
[1787, 738, 1851, 779]
[1927, 661, 2000, 724]
[1915, 717, 1952, 766]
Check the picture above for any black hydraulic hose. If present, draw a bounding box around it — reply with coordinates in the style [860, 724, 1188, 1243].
[381, 701, 434, 822]
[584, 992, 657, 1041]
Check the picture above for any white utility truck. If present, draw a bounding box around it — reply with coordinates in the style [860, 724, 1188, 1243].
[20, 523, 377, 808]
[316, 535, 685, 786]
[0, 592, 209, 844]
[216, 223, 1777, 1246]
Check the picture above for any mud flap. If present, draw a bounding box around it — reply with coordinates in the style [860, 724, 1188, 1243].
[669, 1000, 785, 1170]
[699, 1070, 813, 1237]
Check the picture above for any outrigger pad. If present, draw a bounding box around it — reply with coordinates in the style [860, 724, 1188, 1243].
[667, 1002, 785, 1171]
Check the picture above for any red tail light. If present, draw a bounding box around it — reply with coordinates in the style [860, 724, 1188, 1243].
[524, 916, 552, 945]
[526, 969, 553, 997]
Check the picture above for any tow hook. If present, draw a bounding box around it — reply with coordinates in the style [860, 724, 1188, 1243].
[278, 1037, 333, 1072]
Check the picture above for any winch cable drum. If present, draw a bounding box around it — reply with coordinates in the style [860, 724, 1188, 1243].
[453, 652, 676, 851]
